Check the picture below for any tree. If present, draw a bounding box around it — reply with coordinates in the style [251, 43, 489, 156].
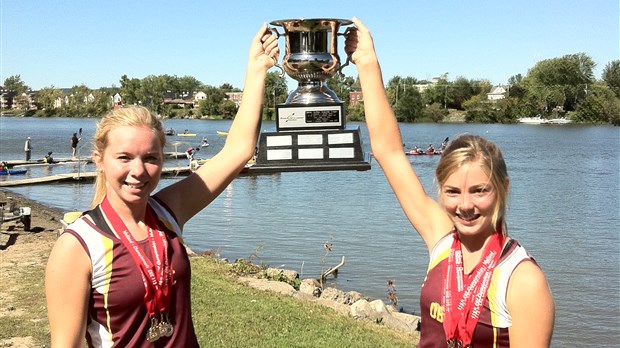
[327, 73, 356, 105]
[34, 86, 64, 114]
[198, 85, 227, 118]
[263, 71, 289, 120]
[119, 75, 142, 106]
[526, 53, 595, 111]
[602, 60, 620, 98]
[393, 86, 423, 122]
[574, 82, 620, 123]
[3, 75, 29, 94]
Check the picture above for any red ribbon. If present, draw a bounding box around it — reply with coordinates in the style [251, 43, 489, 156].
[441, 231, 504, 346]
[101, 197, 173, 316]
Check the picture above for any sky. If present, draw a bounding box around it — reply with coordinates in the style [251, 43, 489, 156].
[1, 0, 618, 92]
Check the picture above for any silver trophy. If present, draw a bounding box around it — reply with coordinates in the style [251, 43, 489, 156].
[252, 18, 370, 173]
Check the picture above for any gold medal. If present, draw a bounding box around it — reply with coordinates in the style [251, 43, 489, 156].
[146, 317, 161, 342]
[160, 312, 174, 337]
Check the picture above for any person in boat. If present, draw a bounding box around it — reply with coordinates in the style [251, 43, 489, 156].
[201, 136, 209, 147]
[44, 151, 55, 164]
[45, 24, 279, 347]
[426, 143, 435, 154]
[345, 18, 554, 347]
[0, 161, 6, 172]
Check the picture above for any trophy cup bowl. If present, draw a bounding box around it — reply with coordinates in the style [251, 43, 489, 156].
[270, 18, 353, 105]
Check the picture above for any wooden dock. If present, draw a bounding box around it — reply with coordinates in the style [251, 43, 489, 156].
[0, 166, 192, 187]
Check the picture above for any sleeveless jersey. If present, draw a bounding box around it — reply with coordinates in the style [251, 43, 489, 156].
[64, 197, 199, 348]
[418, 233, 533, 348]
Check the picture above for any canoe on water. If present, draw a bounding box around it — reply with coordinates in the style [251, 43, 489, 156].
[177, 133, 197, 137]
[216, 131, 228, 136]
[0, 169, 27, 176]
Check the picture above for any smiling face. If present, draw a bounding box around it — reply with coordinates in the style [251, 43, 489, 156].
[96, 125, 164, 208]
[440, 161, 498, 237]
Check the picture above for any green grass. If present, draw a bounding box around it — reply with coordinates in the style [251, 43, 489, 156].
[1, 253, 417, 347]
[190, 256, 417, 347]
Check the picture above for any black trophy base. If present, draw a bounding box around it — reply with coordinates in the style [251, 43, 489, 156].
[249, 126, 372, 173]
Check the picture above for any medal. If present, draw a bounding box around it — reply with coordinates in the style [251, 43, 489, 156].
[447, 339, 462, 348]
[146, 316, 161, 342]
[159, 312, 174, 337]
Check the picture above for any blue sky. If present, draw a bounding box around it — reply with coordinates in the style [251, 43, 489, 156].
[1, 0, 618, 91]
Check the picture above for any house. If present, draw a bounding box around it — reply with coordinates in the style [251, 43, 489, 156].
[162, 91, 194, 108]
[0, 90, 17, 109]
[348, 91, 363, 106]
[226, 92, 243, 107]
[487, 85, 508, 101]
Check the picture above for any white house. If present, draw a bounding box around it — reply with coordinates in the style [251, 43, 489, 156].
[487, 85, 508, 101]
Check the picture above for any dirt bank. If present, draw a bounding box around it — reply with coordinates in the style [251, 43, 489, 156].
[0, 189, 64, 347]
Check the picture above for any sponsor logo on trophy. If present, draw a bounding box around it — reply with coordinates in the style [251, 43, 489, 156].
[252, 18, 371, 173]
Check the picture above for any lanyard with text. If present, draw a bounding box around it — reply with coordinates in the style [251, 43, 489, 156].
[100, 197, 174, 341]
[441, 231, 503, 348]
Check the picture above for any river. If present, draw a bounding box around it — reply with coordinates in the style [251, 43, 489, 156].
[1, 116, 618, 347]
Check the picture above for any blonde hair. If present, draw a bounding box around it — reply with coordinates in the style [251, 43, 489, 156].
[90, 106, 166, 208]
[435, 134, 509, 235]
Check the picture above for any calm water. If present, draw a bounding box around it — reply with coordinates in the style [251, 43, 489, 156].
[1, 117, 619, 347]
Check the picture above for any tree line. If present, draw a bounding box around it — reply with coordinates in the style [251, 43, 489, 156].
[2, 53, 619, 124]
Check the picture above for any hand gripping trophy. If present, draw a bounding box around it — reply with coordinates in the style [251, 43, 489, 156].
[252, 18, 371, 173]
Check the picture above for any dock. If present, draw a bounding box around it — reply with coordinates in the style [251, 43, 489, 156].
[0, 166, 192, 187]
[4, 152, 185, 167]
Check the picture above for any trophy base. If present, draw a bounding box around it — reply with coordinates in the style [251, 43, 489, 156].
[250, 126, 372, 173]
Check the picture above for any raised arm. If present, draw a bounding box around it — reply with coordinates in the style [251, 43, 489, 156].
[346, 18, 453, 249]
[157, 23, 278, 226]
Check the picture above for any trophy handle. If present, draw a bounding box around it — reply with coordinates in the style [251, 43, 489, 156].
[269, 27, 285, 78]
[337, 27, 355, 78]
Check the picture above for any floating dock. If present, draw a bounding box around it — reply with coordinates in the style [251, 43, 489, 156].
[0, 167, 192, 187]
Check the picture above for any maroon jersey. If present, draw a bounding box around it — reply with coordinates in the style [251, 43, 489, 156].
[418, 233, 532, 348]
[64, 197, 199, 347]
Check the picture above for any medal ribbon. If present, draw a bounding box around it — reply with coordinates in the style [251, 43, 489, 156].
[101, 196, 172, 317]
[441, 231, 503, 346]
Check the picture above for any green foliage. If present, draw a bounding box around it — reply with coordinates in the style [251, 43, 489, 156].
[422, 102, 449, 123]
[574, 83, 620, 123]
[602, 60, 620, 98]
[6, 52, 618, 124]
[346, 102, 365, 122]
[190, 256, 417, 347]
[2, 74, 29, 94]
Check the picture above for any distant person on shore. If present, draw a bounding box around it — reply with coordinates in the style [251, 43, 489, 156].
[24, 137, 32, 161]
[71, 132, 81, 159]
[345, 18, 554, 347]
[45, 24, 279, 347]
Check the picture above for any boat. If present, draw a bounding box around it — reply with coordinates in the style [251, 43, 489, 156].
[547, 117, 573, 124]
[177, 133, 197, 137]
[0, 169, 27, 176]
[405, 150, 442, 156]
[165, 128, 175, 136]
[216, 131, 228, 136]
[518, 115, 549, 124]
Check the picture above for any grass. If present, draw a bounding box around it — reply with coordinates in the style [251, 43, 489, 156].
[190, 256, 417, 347]
[1, 248, 417, 347]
